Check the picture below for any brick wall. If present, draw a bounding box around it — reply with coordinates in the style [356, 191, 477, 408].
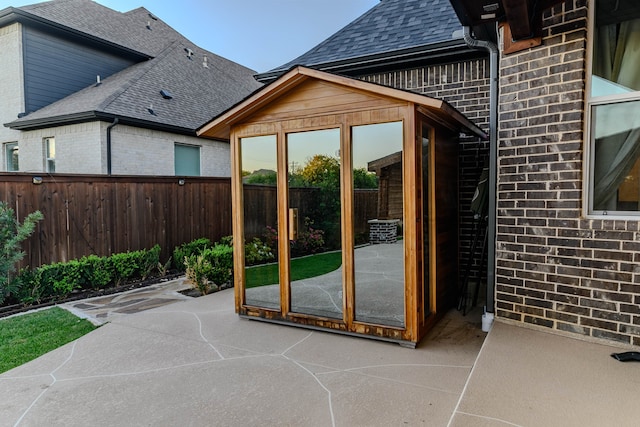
[496, 0, 640, 346]
[0, 23, 25, 162]
[16, 122, 230, 176]
[359, 59, 491, 285]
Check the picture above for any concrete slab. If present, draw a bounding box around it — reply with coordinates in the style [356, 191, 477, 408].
[450, 321, 640, 427]
[0, 289, 486, 427]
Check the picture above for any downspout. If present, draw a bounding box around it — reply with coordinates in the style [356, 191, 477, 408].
[106, 118, 119, 176]
[463, 26, 498, 329]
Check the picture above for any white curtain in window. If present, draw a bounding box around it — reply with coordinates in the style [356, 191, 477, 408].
[592, 18, 640, 210]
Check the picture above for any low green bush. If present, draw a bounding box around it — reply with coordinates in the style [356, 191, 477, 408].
[8, 244, 162, 305]
[184, 243, 233, 295]
[173, 238, 212, 271]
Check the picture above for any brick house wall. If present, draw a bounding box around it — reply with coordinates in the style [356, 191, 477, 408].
[496, 0, 640, 345]
[359, 59, 491, 285]
[17, 122, 231, 176]
[0, 22, 25, 167]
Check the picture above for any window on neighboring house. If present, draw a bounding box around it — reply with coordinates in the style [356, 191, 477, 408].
[174, 143, 200, 176]
[589, 0, 640, 214]
[4, 142, 18, 171]
[44, 137, 55, 173]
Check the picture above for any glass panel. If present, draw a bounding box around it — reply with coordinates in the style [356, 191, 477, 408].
[591, 99, 640, 212]
[352, 122, 404, 327]
[591, 1, 640, 97]
[287, 128, 343, 319]
[174, 144, 200, 176]
[5, 143, 18, 171]
[241, 135, 280, 310]
[45, 138, 55, 173]
[421, 123, 431, 320]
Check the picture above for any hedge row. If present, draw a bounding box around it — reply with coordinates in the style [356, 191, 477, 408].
[10, 245, 161, 305]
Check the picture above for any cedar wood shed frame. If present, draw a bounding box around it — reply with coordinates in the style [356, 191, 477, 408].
[199, 66, 486, 346]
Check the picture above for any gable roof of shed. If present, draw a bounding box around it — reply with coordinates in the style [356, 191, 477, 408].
[2, 0, 262, 134]
[256, 0, 467, 81]
[198, 66, 487, 140]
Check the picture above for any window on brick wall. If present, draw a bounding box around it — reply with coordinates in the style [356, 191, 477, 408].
[588, 0, 640, 214]
[44, 137, 55, 173]
[4, 142, 18, 171]
[174, 143, 200, 176]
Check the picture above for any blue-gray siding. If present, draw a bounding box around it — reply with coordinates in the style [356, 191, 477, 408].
[22, 27, 135, 113]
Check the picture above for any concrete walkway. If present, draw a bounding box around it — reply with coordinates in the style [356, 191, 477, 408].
[1, 282, 639, 426]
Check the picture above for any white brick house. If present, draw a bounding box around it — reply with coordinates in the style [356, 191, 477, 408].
[0, 0, 261, 176]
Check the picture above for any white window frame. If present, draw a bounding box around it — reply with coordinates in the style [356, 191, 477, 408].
[174, 143, 201, 176]
[585, 1, 640, 218]
[44, 137, 55, 173]
[4, 142, 18, 172]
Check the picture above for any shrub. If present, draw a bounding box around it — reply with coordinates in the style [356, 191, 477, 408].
[204, 244, 233, 286]
[79, 255, 113, 289]
[7, 245, 163, 305]
[290, 218, 325, 257]
[37, 261, 82, 299]
[184, 243, 233, 295]
[184, 254, 213, 296]
[173, 238, 212, 271]
[244, 237, 274, 266]
[0, 202, 43, 305]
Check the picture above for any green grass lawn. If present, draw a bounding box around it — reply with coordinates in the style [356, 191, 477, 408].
[0, 307, 96, 374]
[246, 251, 342, 288]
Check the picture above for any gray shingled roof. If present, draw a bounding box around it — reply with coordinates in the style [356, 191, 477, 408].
[266, 0, 462, 74]
[6, 0, 262, 133]
[17, 0, 184, 57]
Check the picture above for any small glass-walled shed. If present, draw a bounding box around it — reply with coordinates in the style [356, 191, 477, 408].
[199, 67, 485, 346]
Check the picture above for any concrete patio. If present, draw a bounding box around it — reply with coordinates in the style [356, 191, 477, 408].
[1, 285, 639, 426]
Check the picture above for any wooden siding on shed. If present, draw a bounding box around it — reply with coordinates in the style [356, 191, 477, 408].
[22, 27, 135, 113]
[246, 79, 408, 124]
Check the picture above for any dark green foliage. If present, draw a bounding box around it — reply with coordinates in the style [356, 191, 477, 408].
[7, 245, 162, 305]
[173, 238, 213, 271]
[204, 244, 233, 286]
[0, 202, 43, 304]
[184, 243, 234, 295]
[79, 255, 114, 289]
[354, 168, 379, 189]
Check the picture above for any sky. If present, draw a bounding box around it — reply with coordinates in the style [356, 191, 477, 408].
[4, 0, 380, 72]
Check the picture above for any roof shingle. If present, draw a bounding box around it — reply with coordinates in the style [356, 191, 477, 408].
[267, 0, 462, 74]
[6, 0, 262, 133]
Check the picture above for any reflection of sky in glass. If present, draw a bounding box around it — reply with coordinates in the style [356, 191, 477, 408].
[352, 121, 403, 169]
[287, 128, 340, 170]
[239, 122, 403, 172]
[241, 135, 277, 173]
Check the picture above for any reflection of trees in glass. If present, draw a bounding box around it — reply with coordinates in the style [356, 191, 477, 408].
[354, 168, 378, 189]
[289, 155, 341, 250]
[243, 169, 277, 185]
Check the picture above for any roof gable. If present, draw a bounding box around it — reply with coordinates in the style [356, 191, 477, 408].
[198, 66, 485, 140]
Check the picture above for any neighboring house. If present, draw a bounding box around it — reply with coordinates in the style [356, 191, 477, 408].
[0, 0, 261, 176]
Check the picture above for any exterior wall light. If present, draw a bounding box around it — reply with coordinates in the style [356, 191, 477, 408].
[32, 176, 43, 185]
[178, 179, 185, 186]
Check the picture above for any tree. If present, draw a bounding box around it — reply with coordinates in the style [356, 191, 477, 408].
[0, 202, 43, 304]
[354, 168, 378, 189]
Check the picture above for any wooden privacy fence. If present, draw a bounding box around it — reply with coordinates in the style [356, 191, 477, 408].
[1, 174, 380, 269]
[0, 173, 233, 268]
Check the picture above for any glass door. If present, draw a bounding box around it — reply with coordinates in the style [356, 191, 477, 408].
[286, 129, 343, 319]
[241, 135, 280, 310]
[352, 122, 405, 327]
